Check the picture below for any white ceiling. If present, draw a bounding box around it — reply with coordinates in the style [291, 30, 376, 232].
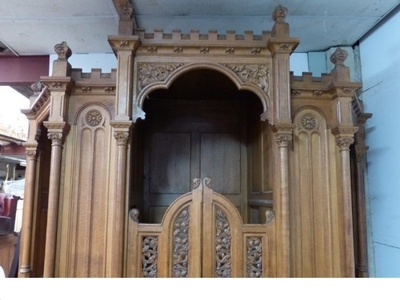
[0, 0, 399, 55]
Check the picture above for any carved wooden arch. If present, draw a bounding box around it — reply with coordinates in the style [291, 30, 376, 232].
[135, 62, 271, 121]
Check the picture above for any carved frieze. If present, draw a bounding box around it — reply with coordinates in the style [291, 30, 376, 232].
[173, 207, 190, 278]
[142, 236, 158, 277]
[247, 237, 263, 278]
[216, 207, 231, 278]
[138, 63, 184, 90]
[224, 64, 269, 94]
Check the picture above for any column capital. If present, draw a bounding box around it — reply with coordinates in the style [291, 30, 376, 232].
[43, 121, 70, 145]
[111, 120, 132, 146]
[273, 124, 295, 148]
[332, 126, 358, 151]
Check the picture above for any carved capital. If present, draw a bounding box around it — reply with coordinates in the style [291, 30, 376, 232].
[272, 124, 295, 148]
[332, 126, 358, 151]
[47, 132, 64, 146]
[267, 38, 299, 55]
[114, 132, 129, 146]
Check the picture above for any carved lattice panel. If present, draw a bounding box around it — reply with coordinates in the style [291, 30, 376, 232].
[172, 207, 190, 277]
[142, 236, 158, 277]
[246, 237, 263, 278]
[215, 206, 232, 278]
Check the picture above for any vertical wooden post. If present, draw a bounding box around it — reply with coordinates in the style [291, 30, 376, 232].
[40, 42, 73, 277]
[267, 5, 299, 277]
[107, 36, 140, 277]
[18, 143, 37, 277]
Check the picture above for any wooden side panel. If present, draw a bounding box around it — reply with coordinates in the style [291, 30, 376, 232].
[60, 104, 112, 277]
[290, 108, 335, 277]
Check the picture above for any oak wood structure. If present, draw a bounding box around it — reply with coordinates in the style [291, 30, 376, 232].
[18, 4, 370, 278]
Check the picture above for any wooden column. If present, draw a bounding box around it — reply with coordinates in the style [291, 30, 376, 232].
[19, 82, 51, 277]
[273, 125, 294, 277]
[107, 37, 140, 277]
[267, 5, 299, 277]
[18, 142, 38, 277]
[329, 48, 361, 277]
[41, 42, 73, 277]
[353, 112, 372, 277]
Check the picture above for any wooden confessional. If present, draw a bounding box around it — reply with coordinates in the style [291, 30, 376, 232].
[18, 4, 371, 278]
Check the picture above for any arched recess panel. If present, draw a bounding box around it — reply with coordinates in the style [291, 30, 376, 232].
[58, 104, 112, 277]
[290, 108, 337, 277]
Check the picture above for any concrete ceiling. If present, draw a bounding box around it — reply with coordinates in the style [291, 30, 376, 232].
[0, 0, 399, 55]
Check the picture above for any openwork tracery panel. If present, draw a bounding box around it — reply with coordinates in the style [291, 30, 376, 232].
[215, 207, 231, 278]
[173, 207, 190, 277]
[247, 237, 263, 277]
[142, 236, 158, 277]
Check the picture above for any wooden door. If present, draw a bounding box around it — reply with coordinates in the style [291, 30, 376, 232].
[126, 177, 271, 278]
[142, 98, 247, 223]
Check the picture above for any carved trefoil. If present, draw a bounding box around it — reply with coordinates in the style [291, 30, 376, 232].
[142, 236, 158, 277]
[247, 237, 263, 277]
[173, 207, 190, 278]
[215, 207, 231, 278]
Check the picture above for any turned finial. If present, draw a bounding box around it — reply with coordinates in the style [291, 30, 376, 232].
[330, 47, 348, 66]
[54, 41, 72, 61]
[119, 3, 133, 20]
[272, 5, 288, 22]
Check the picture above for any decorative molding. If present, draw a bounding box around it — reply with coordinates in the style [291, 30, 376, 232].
[200, 47, 210, 54]
[138, 63, 184, 90]
[52, 82, 62, 88]
[224, 64, 269, 94]
[265, 210, 275, 223]
[173, 207, 190, 278]
[341, 87, 353, 94]
[142, 236, 158, 278]
[104, 86, 114, 93]
[147, 46, 157, 53]
[312, 90, 323, 97]
[173, 46, 183, 53]
[225, 47, 235, 54]
[301, 114, 317, 130]
[251, 47, 261, 55]
[291, 89, 302, 96]
[280, 43, 289, 50]
[81, 86, 91, 93]
[247, 237, 263, 278]
[85, 109, 103, 127]
[215, 207, 231, 278]
[129, 208, 139, 222]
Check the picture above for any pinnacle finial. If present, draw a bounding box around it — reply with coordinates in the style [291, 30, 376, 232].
[54, 41, 72, 61]
[272, 5, 288, 22]
[330, 47, 348, 66]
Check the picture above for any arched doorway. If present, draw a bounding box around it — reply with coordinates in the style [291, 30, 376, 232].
[130, 69, 268, 224]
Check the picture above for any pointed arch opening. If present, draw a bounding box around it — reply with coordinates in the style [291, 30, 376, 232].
[130, 68, 273, 225]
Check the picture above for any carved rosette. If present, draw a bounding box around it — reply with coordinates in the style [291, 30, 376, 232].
[224, 64, 269, 94]
[247, 237, 263, 278]
[301, 114, 317, 130]
[215, 207, 231, 278]
[142, 236, 158, 277]
[173, 207, 190, 278]
[85, 109, 103, 127]
[138, 63, 184, 90]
